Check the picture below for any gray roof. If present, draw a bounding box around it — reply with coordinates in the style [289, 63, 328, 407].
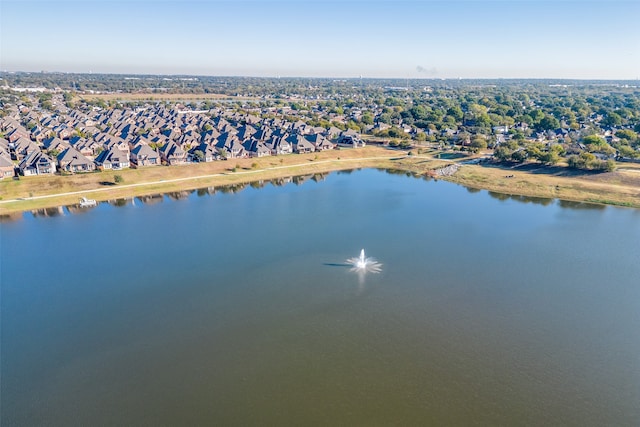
[19, 150, 54, 170]
[57, 146, 94, 166]
[95, 147, 129, 164]
[0, 153, 13, 168]
[131, 143, 159, 157]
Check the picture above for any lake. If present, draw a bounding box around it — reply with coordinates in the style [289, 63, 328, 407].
[2, 169, 639, 426]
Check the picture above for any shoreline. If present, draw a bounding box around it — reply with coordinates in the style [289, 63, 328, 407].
[1, 147, 639, 215]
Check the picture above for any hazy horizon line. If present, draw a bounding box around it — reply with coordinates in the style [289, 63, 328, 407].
[2, 70, 639, 82]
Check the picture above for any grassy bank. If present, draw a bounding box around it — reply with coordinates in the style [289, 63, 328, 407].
[1, 146, 639, 214]
[447, 161, 640, 208]
[0, 147, 411, 213]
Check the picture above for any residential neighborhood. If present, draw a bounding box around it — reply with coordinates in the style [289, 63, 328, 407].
[1, 74, 639, 181]
[0, 93, 370, 179]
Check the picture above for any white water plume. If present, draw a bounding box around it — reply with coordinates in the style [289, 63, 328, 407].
[346, 249, 382, 274]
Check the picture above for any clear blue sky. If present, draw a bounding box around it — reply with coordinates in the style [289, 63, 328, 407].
[2, 0, 639, 79]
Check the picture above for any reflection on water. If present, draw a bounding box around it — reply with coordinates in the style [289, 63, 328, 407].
[136, 194, 164, 205]
[249, 180, 266, 189]
[488, 191, 512, 201]
[166, 190, 194, 201]
[311, 172, 327, 182]
[217, 182, 248, 194]
[290, 172, 328, 186]
[269, 176, 291, 187]
[558, 199, 607, 210]
[485, 190, 608, 209]
[31, 206, 66, 218]
[66, 204, 98, 215]
[2, 169, 639, 426]
[292, 174, 312, 185]
[377, 167, 419, 178]
[337, 168, 357, 175]
[108, 198, 133, 207]
[197, 187, 216, 197]
[436, 152, 469, 160]
[488, 191, 555, 206]
[0, 169, 628, 224]
[0, 212, 23, 222]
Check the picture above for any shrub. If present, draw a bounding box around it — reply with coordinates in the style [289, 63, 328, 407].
[567, 153, 616, 171]
[114, 174, 124, 184]
[604, 159, 616, 172]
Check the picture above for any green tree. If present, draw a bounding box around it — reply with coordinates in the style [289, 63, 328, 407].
[414, 132, 427, 142]
[539, 151, 560, 165]
[471, 136, 487, 150]
[384, 97, 403, 107]
[193, 150, 205, 162]
[616, 129, 637, 142]
[511, 149, 528, 162]
[361, 112, 374, 125]
[475, 114, 491, 128]
[617, 145, 639, 158]
[526, 143, 545, 161]
[537, 115, 560, 131]
[346, 121, 361, 131]
[494, 146, 511, 161]
[446, 106, 464, 121]
[530, 109, 545, 124]
[550, 144, 566, 156]
[378, 113, 391, 124]
[583, 135, 606, 146]
[603, 112, 622, 127]
[583, 135, 615, 155]
[409, 105, 428, 121]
